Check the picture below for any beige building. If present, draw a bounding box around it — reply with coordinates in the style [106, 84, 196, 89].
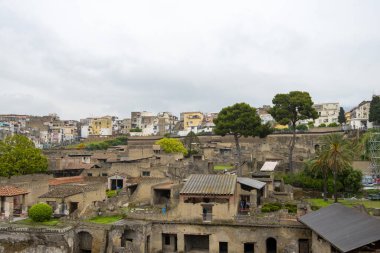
[39, 182, 106, 217]
[88, 117, 113, 136]
[176, 174, 266, 222]
[350, 100, 371, 129]
[313, 103, 339, 127]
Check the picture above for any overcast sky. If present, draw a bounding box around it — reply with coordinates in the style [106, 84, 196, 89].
[0, 1, 379, 120]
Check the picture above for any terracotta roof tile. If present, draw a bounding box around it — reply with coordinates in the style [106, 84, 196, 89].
[48, 176, 84, 186]
[0, 185, 29, 196]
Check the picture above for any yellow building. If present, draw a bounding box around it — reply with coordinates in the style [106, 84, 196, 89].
[89, 117, 112, 136]
[182, 112, 204, 130]
[345, 111, 351, 123]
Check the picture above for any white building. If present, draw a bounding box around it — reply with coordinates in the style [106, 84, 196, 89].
[313, 103, 340, 127]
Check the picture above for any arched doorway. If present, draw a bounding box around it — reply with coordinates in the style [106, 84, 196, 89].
[78, 231, 93, 253]
[266, 237, 277, 253]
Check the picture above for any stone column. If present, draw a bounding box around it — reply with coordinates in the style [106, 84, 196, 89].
[21, 195, 27, 216]
[177, 233, 185, 253]
[4, 196, 14, 219]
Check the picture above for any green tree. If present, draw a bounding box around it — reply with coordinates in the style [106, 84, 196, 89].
[183, 131, 201, 157]
[155, 138, 188, 156]
[0, 135, 48, 178]
[269, 91, 318, 171]
[213, 102, 272, 176]
[369, 95, 380, 125]
[319, 134, 354, 203]
[338, 107, 346, 125]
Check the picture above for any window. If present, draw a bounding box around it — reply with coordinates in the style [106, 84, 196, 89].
[244, 243, 254, 253]
[87, 173, 92, 177]
[219, 242, 228, 253]
[101, 173, 108, 177]
[142, 171, 150, 177]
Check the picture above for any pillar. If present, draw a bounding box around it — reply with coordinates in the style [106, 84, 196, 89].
[4, 196, 14, 219]
[177, 233, 185, 253]
[21, 195, 27, 216]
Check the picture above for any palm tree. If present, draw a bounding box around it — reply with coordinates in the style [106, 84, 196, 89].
[310, 156, 329, 201]
[319, 134, 354, 203]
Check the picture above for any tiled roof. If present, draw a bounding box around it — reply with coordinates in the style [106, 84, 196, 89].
[39, 184, 100, 198]
[0, 185, 29, 196]
[180, 174, 236, 195]
[48, 176, 84, 186]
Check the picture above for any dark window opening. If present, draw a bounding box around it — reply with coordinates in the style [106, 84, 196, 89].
[266, 237, 277, 253]
[165, 236, 170, 245]
[219, 242, 228, 253]
[142, 171, 150, 176]
[244, 243, 255, 253]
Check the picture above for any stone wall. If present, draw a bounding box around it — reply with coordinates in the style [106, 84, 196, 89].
[150, 222, 311, 253]
[0, 226, 74, 253]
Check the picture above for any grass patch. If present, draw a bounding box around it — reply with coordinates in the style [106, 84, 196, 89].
[214, 164, 234, 171]
[15, 218, 60, 226]
[306, 198, 380, 209]
[87, 215, 123, 224]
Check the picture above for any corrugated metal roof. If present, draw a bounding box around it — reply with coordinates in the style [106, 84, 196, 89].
[237, 177, 266, 189]
[299, 203, 380, 252]
[180, 174, 236, 195]
[260, 161, 278, 171]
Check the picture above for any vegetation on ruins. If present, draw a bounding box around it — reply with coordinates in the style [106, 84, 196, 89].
[155, 138, 188, 155]
[261, 202, 297, 213]
[87, 215, 123, 224]
[338, 107, 346, 125]
[183, 131, 201, 157]
[28, 203, 53, 222]
[269, 91, 318, 172]
[76, 136, 128, 150]
[213, 102, 272, 176]
[369, 95, 380, 125]
[0, 134, 48, 178]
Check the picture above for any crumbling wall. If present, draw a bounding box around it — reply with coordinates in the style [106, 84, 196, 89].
[0, 226, 74, 253]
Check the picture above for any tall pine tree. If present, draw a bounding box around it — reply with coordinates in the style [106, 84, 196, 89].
[338, 107, 346, 125]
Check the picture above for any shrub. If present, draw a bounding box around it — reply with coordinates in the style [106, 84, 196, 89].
[296, 124, 308, 131]
[327, 122, 339, 127]
[318, 123, 326, 127]
[28, 203, 53, 222]
[261, 203, 282, 212]
[284, 203, 297, 213]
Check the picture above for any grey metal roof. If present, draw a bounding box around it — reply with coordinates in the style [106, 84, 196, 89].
[237, 177, 266, 189]
[180, 174, 236, 195]
[299, 203, 380, 252]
